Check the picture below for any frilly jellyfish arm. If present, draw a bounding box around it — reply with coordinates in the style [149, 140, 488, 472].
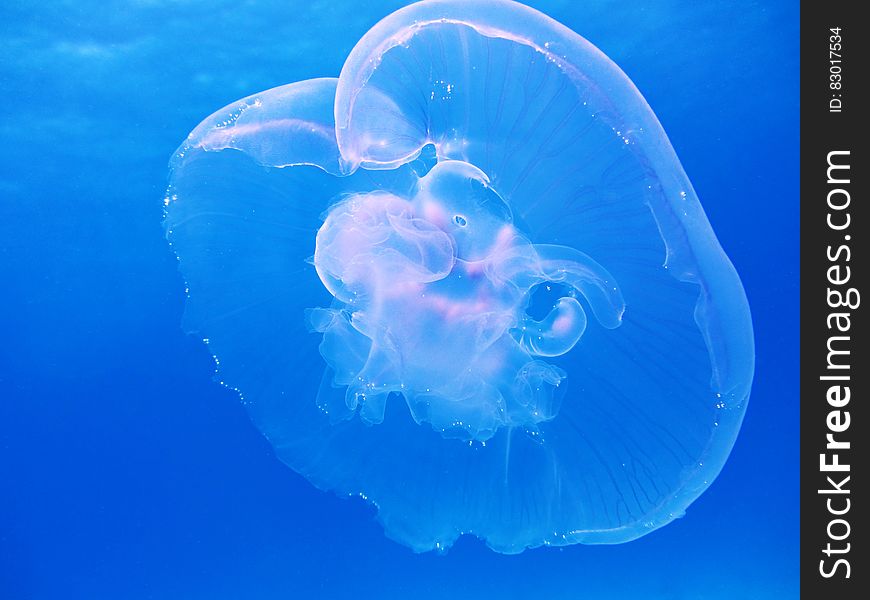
[166, 0, 755, 555]
[313, 192, 455, 304]
[515, 296, 587, 358]
[510, 243, 624, 358]
[531, 244, 625, 330]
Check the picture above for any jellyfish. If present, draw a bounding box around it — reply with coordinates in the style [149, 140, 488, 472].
[165, 0, 754, 554]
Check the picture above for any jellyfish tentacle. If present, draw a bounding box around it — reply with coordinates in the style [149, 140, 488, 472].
[316, 368, 356, 423]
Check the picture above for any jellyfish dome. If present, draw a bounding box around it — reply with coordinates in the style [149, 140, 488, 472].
[165, 0, 754, 554]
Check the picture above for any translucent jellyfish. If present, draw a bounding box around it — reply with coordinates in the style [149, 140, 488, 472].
[165, 0, 754, 554]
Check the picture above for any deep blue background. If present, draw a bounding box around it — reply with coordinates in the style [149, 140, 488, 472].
[0, 1, 798, 598]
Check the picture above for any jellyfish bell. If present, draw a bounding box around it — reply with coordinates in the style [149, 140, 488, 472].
[166, 0, 754, 554]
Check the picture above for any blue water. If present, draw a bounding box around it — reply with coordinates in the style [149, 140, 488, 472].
[1, 0, 798, 598]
